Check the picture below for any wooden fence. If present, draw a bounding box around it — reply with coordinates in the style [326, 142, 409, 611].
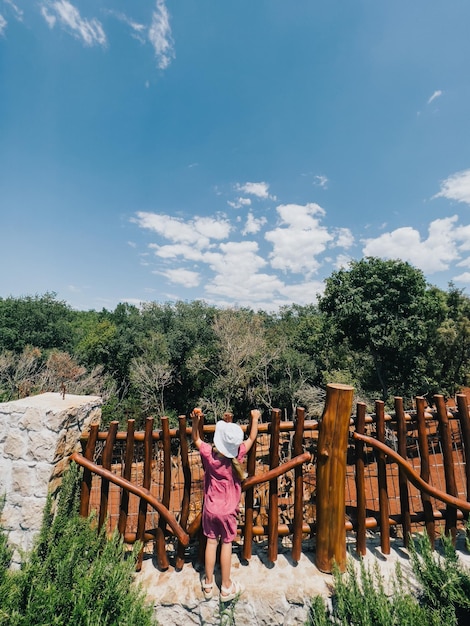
[71, 384, 470, 574]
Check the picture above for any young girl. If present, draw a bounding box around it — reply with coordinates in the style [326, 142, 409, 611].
[191, 408, 260, 601]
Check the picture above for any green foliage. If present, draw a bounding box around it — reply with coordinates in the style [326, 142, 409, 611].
[409, 531, 470, 621]
[0, 464, 155, 626]
[318, 257, 448, 401]
[307, 531, 470, 626]
[307, 558, 436, 626]
[0, 293, 73, 354]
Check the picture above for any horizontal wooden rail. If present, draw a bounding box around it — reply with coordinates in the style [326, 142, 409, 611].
[241, 451, 311, 491]
[70, 452, 190, 546]
[353, 433, 470, 513]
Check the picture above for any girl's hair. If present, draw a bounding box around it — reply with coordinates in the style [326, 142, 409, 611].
[212, 445, 247, 481]
[231, 456, 247, 481]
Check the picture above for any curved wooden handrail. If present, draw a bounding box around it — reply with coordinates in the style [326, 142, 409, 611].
[241, 451, 311, 491]
[70, 452, 190, 546]
[353, 432, 470, 513]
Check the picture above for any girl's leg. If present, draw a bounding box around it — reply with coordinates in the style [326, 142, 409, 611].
[204, 537, 218, 585]
[220, 541, 233, 591]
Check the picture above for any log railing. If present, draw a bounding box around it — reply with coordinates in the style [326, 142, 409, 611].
[74, 386, 470, 574]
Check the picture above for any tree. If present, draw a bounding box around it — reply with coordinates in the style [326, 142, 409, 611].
[0, 293, 73, 353]
[318, 257, 447, 401]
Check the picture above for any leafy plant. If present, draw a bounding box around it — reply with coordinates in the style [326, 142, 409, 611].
[0, 463, 156, 626]
[306, 560, 457, 626]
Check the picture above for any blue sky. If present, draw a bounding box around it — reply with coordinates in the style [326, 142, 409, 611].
[1, 1, 470, 312]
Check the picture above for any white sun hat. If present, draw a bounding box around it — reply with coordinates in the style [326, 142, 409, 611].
[213, 420, 244, 458]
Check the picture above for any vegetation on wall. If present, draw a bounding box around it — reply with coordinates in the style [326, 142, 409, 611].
[0, 464, 155, 625]
[1, 258, 470, 425]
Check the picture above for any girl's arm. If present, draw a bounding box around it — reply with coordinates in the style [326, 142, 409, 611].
[244, 409, 260, 453]
[191, 408, 203, 450]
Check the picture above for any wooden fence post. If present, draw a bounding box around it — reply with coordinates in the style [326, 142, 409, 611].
[268, 408, 281, 563]
[395, 397, 411, 547]
[375, 400, 390, 555]
[355, 402, 367, 556]
[292, 406, 306, 563]
[315, 383, 354, 573]
[434, 394, 458, 542]
[415, 396, 435, 548]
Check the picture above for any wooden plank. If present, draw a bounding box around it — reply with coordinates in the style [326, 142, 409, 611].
[395, 397, 411, 547]
[355, 402, 367, 556]
[267, 408, 281, 563]
[315, 383, 354, 573]
[118, 419, 135, 536]
[415, 396, 435, 547]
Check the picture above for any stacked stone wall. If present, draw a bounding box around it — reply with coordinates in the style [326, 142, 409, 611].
[0, 392, 101, 566]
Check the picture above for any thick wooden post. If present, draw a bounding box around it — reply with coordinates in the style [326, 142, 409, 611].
[315, 383, 354, 573]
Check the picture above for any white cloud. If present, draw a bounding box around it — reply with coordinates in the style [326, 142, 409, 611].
[227, 197, 251, 209]
[313, 175, 328, 189]
[133, 211, 231, 248]
[158, 268, 200, 288]
[149, 0, 175, 70]
[333, 227, 354, 249]
[427, 90, 442, 104]
[0, 14, 6, 34]
[453, 272, 470, 283]
[235, 181, 275, 200]
[362, 216, 461, 273]
[242, 212, 267, 236]
[41, 1, 106, 46]
[434, 169, 470, 205]
[105, 10, 146, 43]
[265, 203, 333, 274]
[4, 0, 22, 21]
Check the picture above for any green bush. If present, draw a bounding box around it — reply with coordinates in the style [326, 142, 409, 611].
[0, 464, 155, 626]
[306, 530, 470, 626]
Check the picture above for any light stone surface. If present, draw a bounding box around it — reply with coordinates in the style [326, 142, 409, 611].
[139, 535, 470, 626]
[0, 392, 102, 566]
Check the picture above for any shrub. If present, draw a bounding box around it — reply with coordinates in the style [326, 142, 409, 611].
[0, 464, 156, 626]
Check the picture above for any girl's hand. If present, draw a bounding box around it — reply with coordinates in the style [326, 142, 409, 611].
[250, 409, 261, 421]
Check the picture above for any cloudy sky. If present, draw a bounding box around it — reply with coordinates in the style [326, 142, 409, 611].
[1, 0, 470, 312]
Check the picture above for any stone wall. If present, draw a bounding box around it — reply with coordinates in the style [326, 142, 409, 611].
[0, 392, 101, 566]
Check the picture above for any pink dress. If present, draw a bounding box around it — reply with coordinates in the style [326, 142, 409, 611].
[199, 441, 247, 543]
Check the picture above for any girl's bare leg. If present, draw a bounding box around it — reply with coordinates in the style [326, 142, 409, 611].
[220, 541, 233, 591]
[204, 537, 218, 585]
